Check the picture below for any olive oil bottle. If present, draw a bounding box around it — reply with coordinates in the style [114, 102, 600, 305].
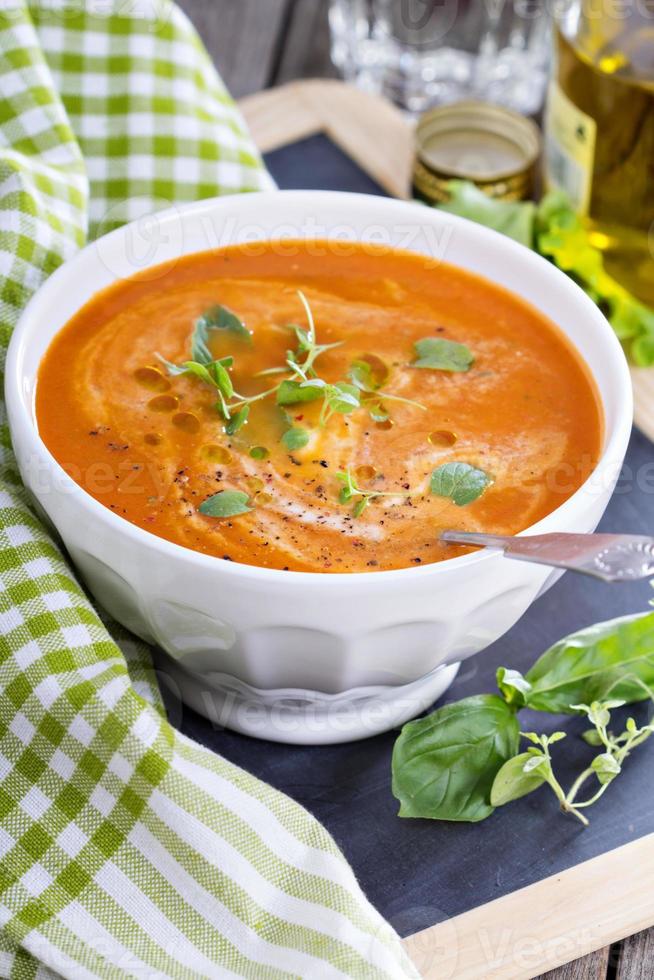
[544, 1, 654, 305]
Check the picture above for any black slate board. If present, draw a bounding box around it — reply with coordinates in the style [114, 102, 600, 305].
[179, 134, 654, 938]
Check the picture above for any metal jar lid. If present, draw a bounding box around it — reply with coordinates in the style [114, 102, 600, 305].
[413, 101, 541, 205]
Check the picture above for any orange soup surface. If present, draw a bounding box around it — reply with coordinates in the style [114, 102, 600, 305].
[36, 242, 603, 573]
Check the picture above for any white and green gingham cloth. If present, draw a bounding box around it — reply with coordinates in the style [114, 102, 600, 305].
[0, 3, 419, 977]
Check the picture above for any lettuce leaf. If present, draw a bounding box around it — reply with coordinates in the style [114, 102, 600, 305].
[437, 180, 535, 247]
[435, 181, 654, 366]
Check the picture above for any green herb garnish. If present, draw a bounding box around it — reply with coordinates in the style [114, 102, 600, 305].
[198, 490, 252, 518]
[192, 305, 251, 363]
[249, 446, 269, 460]
[349, 358, 385, 392]
[276, 379, 324, 405]
[225, 405, 250, 435]
[159, 292, 361, 439]
[336, 468, 409, 518]
[392, 611, 654, 827]
[430, 462, 491, 506]
[412, 338, 474, 372]
[319, 381, 360, 425]
[281, 427, 310, 451]
[158, 350, 276, 434]
[349, 357, 426, 417]
[286, 291, 343, 379]
[367, 402, 390, 423]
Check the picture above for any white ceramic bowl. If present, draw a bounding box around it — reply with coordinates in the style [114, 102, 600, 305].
[6, 191, 632, 744]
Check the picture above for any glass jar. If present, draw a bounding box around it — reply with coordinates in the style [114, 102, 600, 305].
[328, 0, 552, 116]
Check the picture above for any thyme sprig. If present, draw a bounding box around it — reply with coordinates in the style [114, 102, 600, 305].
[336, 468, 411, 518]
[508, 700, 654, 827]
[158, 293, 360, 434]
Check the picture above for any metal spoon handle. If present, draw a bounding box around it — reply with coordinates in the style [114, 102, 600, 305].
[440, 531, 654, 583]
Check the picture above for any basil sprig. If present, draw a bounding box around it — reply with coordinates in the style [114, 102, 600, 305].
[392, 611, 654, 827]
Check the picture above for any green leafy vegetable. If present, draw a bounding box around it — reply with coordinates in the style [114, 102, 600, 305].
[281, 427, 310, 451]
[524, 612, 654, 713]
[436, 180, 654, 365]
[392, 611, 654, 827]
[392, 695, 520, 822]
[198, 490, 251, 518]
[430, 462, 491, 506]
[192, 305, 250, 362]
[496, 667, 531, 708]
[438, 179, 536, 247]
[412, 337, 474, 372]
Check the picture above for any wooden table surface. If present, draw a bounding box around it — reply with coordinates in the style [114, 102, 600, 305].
[176, 2, 652, 977]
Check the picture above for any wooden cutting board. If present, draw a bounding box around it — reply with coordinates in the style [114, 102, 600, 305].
[240, 78, 654, 442]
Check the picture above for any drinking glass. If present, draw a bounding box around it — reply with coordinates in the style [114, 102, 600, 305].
[328, 0, 552, 115]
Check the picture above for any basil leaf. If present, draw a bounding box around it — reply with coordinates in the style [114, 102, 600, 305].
[326, 382, 360, 415]
[496, 667, 531, 708]
[276, 380, 324, 406]
[524, 612, 654, 714]
[198, 490, 251, 518]
[281, 427, 310, 451]
[490, 752, 548, 807]
[192, 305, 250, 363]
[392, 694, 520, 822]
[430, 462, 491, 506]
[412, 338, 474, 372]
[225, 405, 249, 435]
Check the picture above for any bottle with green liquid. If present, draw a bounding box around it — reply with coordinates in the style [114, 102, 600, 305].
[544, 0, 654, 306]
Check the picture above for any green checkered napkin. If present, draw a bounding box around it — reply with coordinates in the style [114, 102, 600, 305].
[0, 3, 419, 977]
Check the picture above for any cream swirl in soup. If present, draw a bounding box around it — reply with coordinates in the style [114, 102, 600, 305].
[36, 242, 602, 572]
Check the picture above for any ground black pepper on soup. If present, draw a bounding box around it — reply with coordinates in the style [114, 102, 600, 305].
[36, 242, 603, 572]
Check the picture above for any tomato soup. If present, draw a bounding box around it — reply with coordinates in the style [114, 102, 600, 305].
[36, 242, 603, 573]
